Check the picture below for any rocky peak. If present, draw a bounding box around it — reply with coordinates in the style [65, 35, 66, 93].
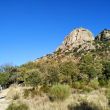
[95, 29, 110, 42]
[57, 28, 94, 51]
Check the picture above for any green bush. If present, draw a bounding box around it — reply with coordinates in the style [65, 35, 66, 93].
[73, 81, 81, 89]
[88, 79, 99, 89]
[80, 53, 103, 80]
[49, 84, 71, 101]
[98, 76, 108, 87]
[72, 82, 93, 93]
[44, 65, 60, 85]
[6, 102, 29, 110]
[23, 89, 31, 99]
[59, 61, 79, 84]
[25, 69, 42, 87]
[0, 73, 10, 86]
[82, 86, 93, 93]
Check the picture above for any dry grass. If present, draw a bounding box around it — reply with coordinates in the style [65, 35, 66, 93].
[6, 84, 22, 100]
[5, 86, 110, 110]
[22, 89, 109, 110]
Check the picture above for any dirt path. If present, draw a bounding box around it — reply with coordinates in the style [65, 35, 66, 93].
[0, 89, 11, 110]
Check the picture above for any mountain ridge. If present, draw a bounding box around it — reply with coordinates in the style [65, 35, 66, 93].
[35, 27, 110, 63]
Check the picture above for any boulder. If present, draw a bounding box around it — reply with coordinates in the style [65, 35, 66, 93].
[57, 27, 94, 51]
[95, 29, 110, 42]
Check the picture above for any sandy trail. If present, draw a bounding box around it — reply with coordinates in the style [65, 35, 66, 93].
[0, 89, 11, 110]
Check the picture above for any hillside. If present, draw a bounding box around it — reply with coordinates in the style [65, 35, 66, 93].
[35, 28, 110, 63]
[0, 27, 110, 110]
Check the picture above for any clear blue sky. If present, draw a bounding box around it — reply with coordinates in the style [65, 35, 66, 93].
[0, 0, 110, 66]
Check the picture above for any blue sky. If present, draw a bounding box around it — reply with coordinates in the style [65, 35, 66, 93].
[0, 0, 110, 65]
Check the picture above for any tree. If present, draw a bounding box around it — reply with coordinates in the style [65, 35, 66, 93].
[0, 65, 19, 87]
[0, 73, 10, 86]
[25, 69, 42, 88]
[44, 65, 60, 85]
[102, 61, 110, 80]
[0, 64, 17, 73]
[59, 61, 79, 84]
[80, 53, 103, 81]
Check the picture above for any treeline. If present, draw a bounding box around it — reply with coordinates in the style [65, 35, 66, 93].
[0, 52, 110, 90]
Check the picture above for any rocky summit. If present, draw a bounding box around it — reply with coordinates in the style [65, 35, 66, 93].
[95, 29, 110, 42]
[57, 28, 94, 52]
[35, 27, 110, 62]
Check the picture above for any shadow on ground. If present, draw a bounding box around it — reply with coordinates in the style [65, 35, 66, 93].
[68, 101, 100, 110]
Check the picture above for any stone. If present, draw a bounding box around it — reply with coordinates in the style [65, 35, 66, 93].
[95, 29, 110, 42]
[57, 27, 94, 51]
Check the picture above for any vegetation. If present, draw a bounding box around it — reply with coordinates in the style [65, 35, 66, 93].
[1, 41, 110, 110]
[25, 69, 42, 87]
[0, 42, 110, 90]
[6, 102, 29, 110]
[49, 84, 71, 101]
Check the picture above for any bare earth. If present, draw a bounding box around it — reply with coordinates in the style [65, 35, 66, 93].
[0, 89, 10, 110]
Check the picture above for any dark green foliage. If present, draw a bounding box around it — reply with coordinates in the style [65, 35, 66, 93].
[0, 65, 20, 87]
[1, 41, 110, 92]
[59, 61, 79, 84]
[98, 61, 110, 86]
[98, 75, 108, 86]
[43, 65, 60, 85]
[0, 73, 10, 85]
[103, 61, 110, 80]
[6, 102, 29, 110]
[25, 69, 42, 87]
[80, 53, 103, 81]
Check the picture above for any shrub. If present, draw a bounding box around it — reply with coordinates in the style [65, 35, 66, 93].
[102, 61, 110, 80]
[23, 89, 31, 99]
[44, 65, 60, 85]
[25, 69, 42, 87]
[6, 102, 29, 110]
[80, 53, 103, 80]
[82, 86, 93, 93]
[0, 72, 10, 86]
[72, 82, 93, 93]
[49, 84, 71, 101]
[59, 61, 79, 84]
[98, 76, 108, 87]
[88, 79, 99, 89]
[72, 81, 81, 89]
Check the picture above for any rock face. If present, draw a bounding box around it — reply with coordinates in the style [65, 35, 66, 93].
[95, 29, 110, 42]
[57, 28, 94, 51]
[35, 28, 110, 63]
